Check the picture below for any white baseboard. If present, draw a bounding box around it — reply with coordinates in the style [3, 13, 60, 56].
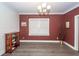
[63, 41, 78, 51]
[0, 50, 5, 56]
[20, 40, 78, 51]
[20, 40, 60, 43]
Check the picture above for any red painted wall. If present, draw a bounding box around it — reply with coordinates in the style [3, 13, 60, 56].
[63, 7, 79, 46]
[19, 7, 79, 46]
[20, 15, 64, 40]
[19, 7, 79, 47]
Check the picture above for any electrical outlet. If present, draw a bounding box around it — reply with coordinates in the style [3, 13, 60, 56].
[56, 37, 59, 40]
[23, 37, 25, 39]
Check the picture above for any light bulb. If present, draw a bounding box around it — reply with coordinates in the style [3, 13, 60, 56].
[43, 9, 46, 12]
[37, 5, 41, 10]
[47, 5, 51, 10]
[42, 3, 47, 8]
[39, 9, 42, 12]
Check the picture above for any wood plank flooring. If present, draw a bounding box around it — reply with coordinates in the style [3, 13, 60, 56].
[3, 42, 79, 56]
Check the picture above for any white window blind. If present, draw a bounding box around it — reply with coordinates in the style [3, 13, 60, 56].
[29, 18, 49, 36]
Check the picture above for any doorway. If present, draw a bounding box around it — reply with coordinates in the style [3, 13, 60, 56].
[74, 15, 79, 51]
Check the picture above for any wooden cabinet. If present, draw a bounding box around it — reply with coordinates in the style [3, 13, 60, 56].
[5, 32, 20, 53]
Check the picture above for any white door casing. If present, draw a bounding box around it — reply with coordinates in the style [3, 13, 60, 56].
[74, 15, 79, 51]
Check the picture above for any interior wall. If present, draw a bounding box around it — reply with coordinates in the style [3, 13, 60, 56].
[0, 3, 19, 33]
[0, 3, 19, 55]
[19, 5, 79, 47]
[20, 15, 64, 40]
[63, 7, 79, 46]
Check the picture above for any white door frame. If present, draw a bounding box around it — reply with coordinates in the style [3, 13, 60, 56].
[74, 15, 79, 51]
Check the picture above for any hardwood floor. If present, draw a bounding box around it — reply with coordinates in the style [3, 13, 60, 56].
[3, 42, 79, 56]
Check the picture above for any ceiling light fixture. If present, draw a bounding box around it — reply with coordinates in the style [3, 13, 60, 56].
[37, 3, 51, 15]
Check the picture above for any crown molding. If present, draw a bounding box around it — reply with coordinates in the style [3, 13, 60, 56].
[19, 12, 64, 15]
[63, 4, 79, 14]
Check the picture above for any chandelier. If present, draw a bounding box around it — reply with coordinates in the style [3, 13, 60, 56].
[37, 3, 51, 15]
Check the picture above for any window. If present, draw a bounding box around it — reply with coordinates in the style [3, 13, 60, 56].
[29, 18, 49, 36]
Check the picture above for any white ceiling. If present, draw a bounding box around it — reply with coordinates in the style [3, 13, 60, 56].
[5, 2, 79, 14]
